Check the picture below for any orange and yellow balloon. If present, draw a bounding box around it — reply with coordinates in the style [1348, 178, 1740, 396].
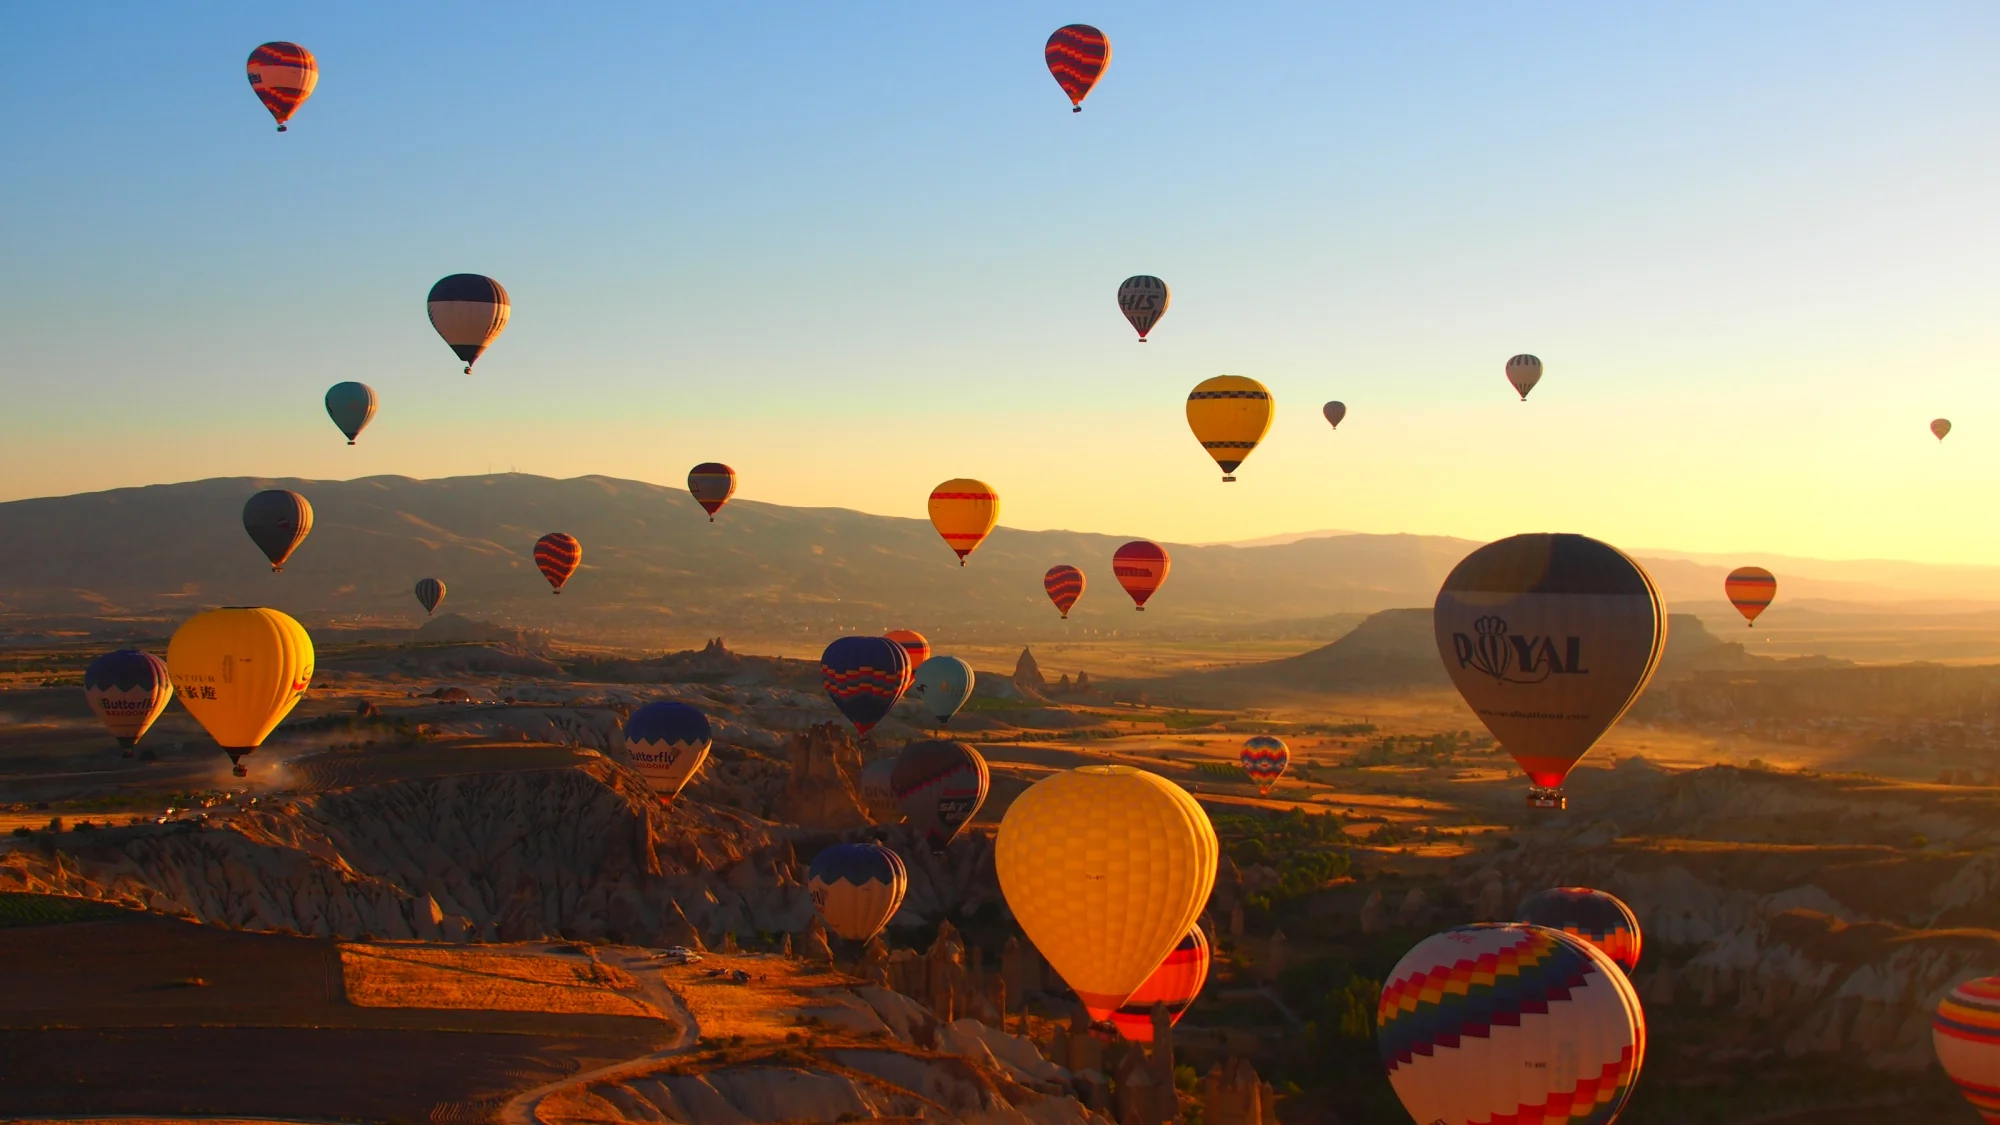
[1186, 376, 1273, 482]
[996, 765, 1218, 1021]
[167, 608, 314, 778]
[1724, 566, 1776, 626]
[928, 479, 999, 566]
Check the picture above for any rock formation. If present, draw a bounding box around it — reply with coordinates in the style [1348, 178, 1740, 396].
[1013, 648, 1049, 700]
[775, 722, 870, 829]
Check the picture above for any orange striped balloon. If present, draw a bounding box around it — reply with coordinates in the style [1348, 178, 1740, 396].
[246, 42, 317, 131]
[1111, 927, 1211, 1042]
[1045, 25, 1110, 112]
[1113, 540, 1170, 611]
[534, 533, 581, 594]
[1724, 566, 1775, 626]
[1939, 977, 2000, 1123]
[928, 479, 1000, 566]
[1044, 565, 1085, 619]
[885, 629, 931, 671]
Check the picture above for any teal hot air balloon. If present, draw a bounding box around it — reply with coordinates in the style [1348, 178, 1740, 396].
[910, 656, 975, 725]
[324, 382, 378, 445]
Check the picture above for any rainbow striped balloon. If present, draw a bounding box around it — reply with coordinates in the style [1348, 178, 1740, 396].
[1518, 887, 1642, 975]
[1379, 924, 1645, 1125]
[821, 636, 911, 736]
[1724, 566, 1776, 626]
[1937, 977, 2000, 1123]
[246, 42, 317, 131]
[1239, 735, 1290, 796]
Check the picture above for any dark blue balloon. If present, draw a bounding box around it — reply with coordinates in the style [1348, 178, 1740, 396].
[820, 636, 910, 735]
[623, 701, 711, 748]
[83, 649, 169, 693]
[808, 842, 906, 889]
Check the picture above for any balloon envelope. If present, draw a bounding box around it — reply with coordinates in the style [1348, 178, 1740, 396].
[1113, 541, 1170, 610]
[1323, 401, 1346, 429]
[243, 490, 313, 572]
[1118, 276, 1170, 340]
[997, 765, 1218, 1020]
[166, 607, 314, 777]
[1239, 735, 1289, 796]
[689, 462, 736, 520]
[910, 656, 975, 725]
[1936, 976, 2000, 1124]
[1518, 887, 1642, 975]
[1934, 418, 1953, 442]
[82, 650, 171, 750]
[428, 274, 510, 373]
[885, 630, 931, 672]
[1111, 926, 1210, 1042]
[808, 843, 908, 943]
[821, 636, 911, 735]
[1045, 24, 1110, 110]
[623, 701, 712, 803]
[1186, 375, 1274, 482]
[928, 479, 1000, 565]
[1044, 565, 1085, 618]
[892, 738, 990, 851]
[1507, 355, 1543, 400]
[1379, 924, 1644, 1125]
[414, 577, 446, 616]
[324, 382, 378, 444]
[1434, 533, 1665, 806]
[1724, 566, 1775, 626]
[246, 42, 317, 130]
[535, 533, 581, 593]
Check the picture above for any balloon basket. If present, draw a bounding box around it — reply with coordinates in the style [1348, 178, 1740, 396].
[1527, 788, 1566, 810]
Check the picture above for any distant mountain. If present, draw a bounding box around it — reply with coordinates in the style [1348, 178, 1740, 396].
[1, 472, 1985, 647]
[0, 474, 1476, 643]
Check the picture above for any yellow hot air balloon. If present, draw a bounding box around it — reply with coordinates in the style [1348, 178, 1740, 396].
[928, 478, 1000, 566]
[996, 765, 1218, 1021]
[1186, 375, 1273, 482]
[166, 607, 314, 778]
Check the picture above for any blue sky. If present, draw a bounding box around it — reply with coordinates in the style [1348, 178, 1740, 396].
[4, 3, 1999, 563]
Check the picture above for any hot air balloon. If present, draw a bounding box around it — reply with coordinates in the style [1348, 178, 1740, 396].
[821, 636, 911, 736]
[82, 650, 171, 756]
[1323, 401, 1346, 429]
[928, 479, 1000, 565]
[534, 533, 581, 594]
[1432, 532, 1664, 804]
[1239, 735, 1289, 796]
[1113, 540, 1170, 611]
[1045, 24, 1110, 112]
[166, 607, 314, 778]
[1518, 887, 1642, 975]
[910, 655, 975, 726]
[622, 701, 712, 803]
[243, 490, 313, 572]
[1433, 533, 1665, 809]
[885, 629, 931, 671]
[1379, 924, 1645, 1125]
[892, 739, 990, 852]
[860, 757, 902, 823]
[324, 382, 377, 445]
[1186, 375, 1274, 482]
[1045, 565, 1085, 619]
[1111, 926, 1210, 1042]
[428, 274, 510, 373]
[1935, 977, 2000, 1123]
[808, 843, 908, 944]
[413, 577, 446, 616]
[246, 42, 317, 131]
[998, 766, 1218, 1021]
[1506, 354, 1543, 401]
[1724, 566, 1775, 627]
[688, 462, 736, 521]
[1118, 276, 1170, 341]
[1934, 418, 1953, 442]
